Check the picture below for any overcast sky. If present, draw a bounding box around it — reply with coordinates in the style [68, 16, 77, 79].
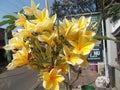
[0, 0, 54, 20]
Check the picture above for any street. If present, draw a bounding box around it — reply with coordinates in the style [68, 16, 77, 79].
[0, 65, 39, 90]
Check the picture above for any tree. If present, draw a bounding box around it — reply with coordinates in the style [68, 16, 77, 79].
[51, 0, 120, 19]
[51, 0, 101, 19]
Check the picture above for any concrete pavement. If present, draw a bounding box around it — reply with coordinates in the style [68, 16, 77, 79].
[0, 66, 117, 90]
[0, 65, 40, 90]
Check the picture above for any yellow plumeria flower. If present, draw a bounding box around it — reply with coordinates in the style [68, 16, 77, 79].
[24, 20, 36, 30]
[4, 0, 100, 89]
[23, 0, 39, 16]
[4, 36, 25, 50]
[7, 47, 29, 70]
[85, 17, 91, 27]
[33, 9, 49, 21]
[69, 36, 96, 55]
[18, 30, 33, 39]
[13, 28, 31, 39]
[84, 31, 96, 37]
[72, 16, 91, 29]
[63, 45, 83, 65]
[78, 16, 86, 29]
[15, 21, 37, 39]
[56, 63, 68, 74]
[43, 69, 64, 90]
[59, 18, 79, 41]
[37, 32, 56, 46]
[79, 55, 89, 67]
[15, 13, 26, 26]
[32, 9, 56, 33]
[59, 18, 73, 37]
[22, 21, 36, 38]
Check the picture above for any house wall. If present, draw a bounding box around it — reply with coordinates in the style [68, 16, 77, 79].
[115, 68, 120, 89]
[105, 18, 118, 67]
[106, 18, 120, 89]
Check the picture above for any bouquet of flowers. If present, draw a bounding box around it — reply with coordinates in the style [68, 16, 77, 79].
[4, 0, 99, 90]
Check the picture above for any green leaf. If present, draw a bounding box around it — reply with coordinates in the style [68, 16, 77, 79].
[94, 35, 120, 42]
[5, 25, 16, 32]
[19, 9, 24, 13]
[14, 9, 24, 14]
[3, 15, 16, 20]
[0, 20, 13, 26]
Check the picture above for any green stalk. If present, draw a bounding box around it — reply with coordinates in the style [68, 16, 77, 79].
[67, 65, 72, 90]
[45, 0, 49, 11]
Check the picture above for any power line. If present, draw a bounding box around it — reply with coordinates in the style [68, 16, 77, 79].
[65, 12, 101, 17]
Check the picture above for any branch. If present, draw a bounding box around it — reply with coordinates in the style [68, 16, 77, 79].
[111, 3, 120, 6]
[71, 67, 81, 85]
[70, 65, 81, 73]
[103, 0, 115, 12]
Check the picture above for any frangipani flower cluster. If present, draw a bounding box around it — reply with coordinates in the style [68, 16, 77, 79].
[4, 0, 99, 90]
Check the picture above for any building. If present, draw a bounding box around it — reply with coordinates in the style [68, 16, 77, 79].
[0, 28, 12, 66]
[106, 16, 120, 89]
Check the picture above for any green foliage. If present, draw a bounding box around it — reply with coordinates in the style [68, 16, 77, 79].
[108, 5, 120, 17]
[0, 14, 17, 32]
[51, 0, 120, 19]
[0, 20, 13, 26]
[51, 0, 63, 19]
[3, 15, 16, 20]
[51, 0, 101, 19]
[6, 24, 16, 32]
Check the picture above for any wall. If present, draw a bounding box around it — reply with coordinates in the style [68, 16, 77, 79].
[115, 69, 120, 89]
[105, 18, 120, 88]
[105, 18, 118, 67]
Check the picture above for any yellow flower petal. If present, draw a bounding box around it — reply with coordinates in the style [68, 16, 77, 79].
[43, 69, 64, 90]
[23, 0, 38, 16]
[67, 54, 83, 65]
[7, 47, 29, 70]
[56, 75, 65, 82]
[37, 35, 48, 42]
[43, 81, 53, 89]
[56, 64, 68, 74]
[63, 46, 83, 65]
[23, 6, 33, 15]
[85, 17, 91, 27]
[3, 44, 15, 50]
[80, 59, 88, 67]
[43, 73, 49, 81]
[4, 36, 25, 50]
[15, 13, 26, 26]
[78, 16, 85, 28]
[80, 42, 95, 55]
[63, 45, 70, 57]
[79, 55, 89, 67]
[50, 69, 57, 77]
[53, 81, 59, 90]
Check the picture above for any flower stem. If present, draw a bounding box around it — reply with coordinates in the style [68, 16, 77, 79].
[67, 65, 72, 90]
[45, 0, 49, 11]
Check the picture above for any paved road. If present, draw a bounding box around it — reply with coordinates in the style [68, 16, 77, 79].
[0, 66, 115, 90]
[0, 65, 40, 90]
